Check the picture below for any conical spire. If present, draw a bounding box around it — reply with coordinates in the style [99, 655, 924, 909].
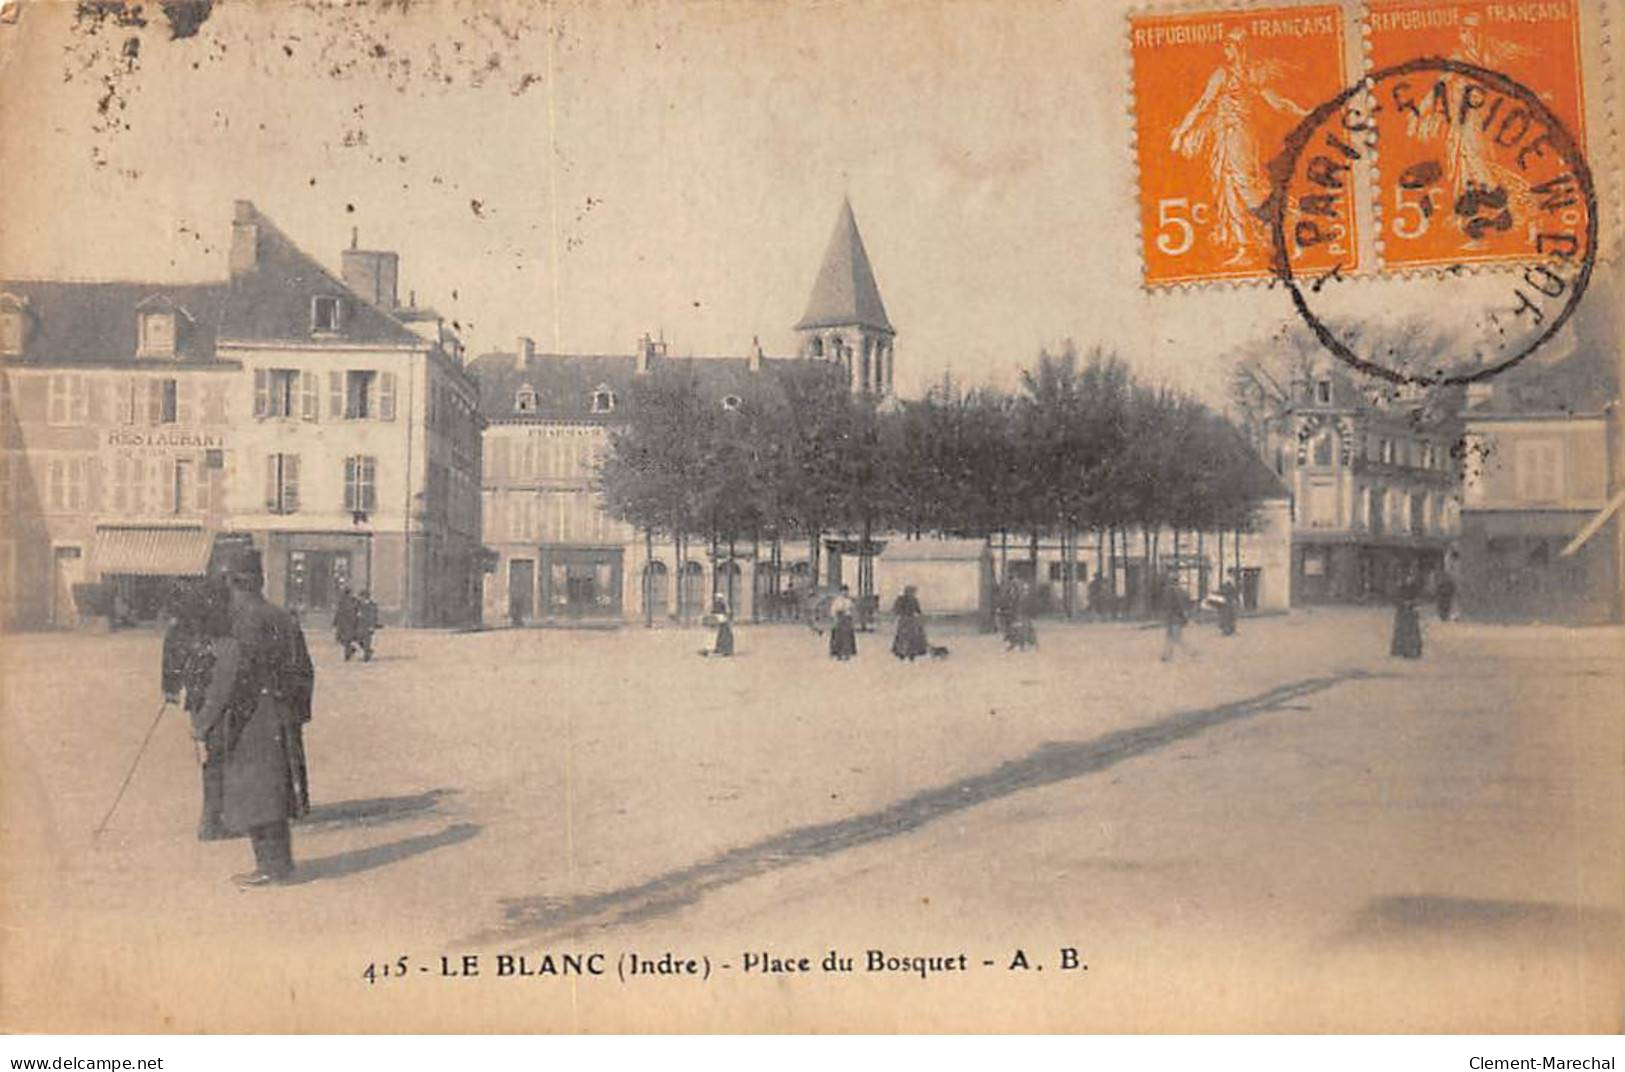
[795, 198, 892, 334]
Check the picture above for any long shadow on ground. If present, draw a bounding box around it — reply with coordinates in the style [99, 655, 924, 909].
[288, 822, 482, 884]
[298, 788, 459, 832]
[481, 670, 1370, 942]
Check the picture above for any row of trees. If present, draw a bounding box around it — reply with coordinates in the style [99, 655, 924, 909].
[597, 345, 1277, 621]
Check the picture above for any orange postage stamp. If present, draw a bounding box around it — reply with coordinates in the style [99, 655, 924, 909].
[1365, 0, 1587, 270]
[1129, 4, 1352, 286]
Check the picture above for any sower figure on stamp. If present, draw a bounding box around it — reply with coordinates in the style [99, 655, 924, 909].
[192, 547, 315, 888]
[162, 576, 232, 841]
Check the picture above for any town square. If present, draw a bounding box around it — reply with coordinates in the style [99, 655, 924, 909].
[1, 0, 1622, 1042]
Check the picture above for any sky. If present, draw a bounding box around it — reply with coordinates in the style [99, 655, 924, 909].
[0, 0, 1615, 404]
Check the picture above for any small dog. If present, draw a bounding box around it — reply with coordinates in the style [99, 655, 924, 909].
[929, 644, 951, 659]
[1004, 621, 1038, 651]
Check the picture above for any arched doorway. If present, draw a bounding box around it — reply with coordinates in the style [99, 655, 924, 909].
[678, 561, 705, 622]
[717, 560, 742, 615]
[642, 560, 669, 620]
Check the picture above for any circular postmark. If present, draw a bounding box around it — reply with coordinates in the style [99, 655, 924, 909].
[1267, 57, 1597, 386]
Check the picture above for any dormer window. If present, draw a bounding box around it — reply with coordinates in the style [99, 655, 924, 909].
[138, 312, 176, 357]
[590, 384, 616, 414]
[0, 310, 23, 355]
[515, 384, 538, 413]
[0, 294, 31, 355]
[721, 394, 742, 412]
[312, 295, 343, 333]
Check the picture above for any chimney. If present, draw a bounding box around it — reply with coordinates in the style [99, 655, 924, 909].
[748, 335, 763, 373]
[517, 336, 535, 368]
[229, 200, 260, 275]
[635, 333, 654, 375]
[341, 247, 399, 309]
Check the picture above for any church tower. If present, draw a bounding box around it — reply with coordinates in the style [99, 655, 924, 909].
[795, 198, 895, 396]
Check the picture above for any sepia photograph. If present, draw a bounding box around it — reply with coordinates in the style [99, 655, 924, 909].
[0, 0, 1621, 1039]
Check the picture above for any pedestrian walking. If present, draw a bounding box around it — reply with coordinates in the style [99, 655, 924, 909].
[191, 548, 315, 888]
[334, 586, 358, 659]
[1160, 580, 1195, 662]
[890, 585, 929, 661]
[703, 594, 735, 657]
[162, 577, 232, 840]
[1216, 580, 1239, 637]
[1390, 575, 1424, 659]
[353, 589, 379, 661]
[828, 585, 858, 661]
[1434, 571, 1457, 622]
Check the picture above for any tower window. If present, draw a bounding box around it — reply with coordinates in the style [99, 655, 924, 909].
[808, 337, 824, 358]
[1315, 380, 1332, 404]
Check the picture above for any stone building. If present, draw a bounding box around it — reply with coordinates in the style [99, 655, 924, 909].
[1236, 354, 1464, 603]
[1458, 345, 1620, 623]
[473, 198, 894, 626]
[0, 200, 482, 629]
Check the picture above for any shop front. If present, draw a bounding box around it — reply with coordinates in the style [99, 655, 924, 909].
[539, 545, 623, 619]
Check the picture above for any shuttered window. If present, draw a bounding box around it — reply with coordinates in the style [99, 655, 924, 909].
[344, 455, 378, 513]
[265, 453, 300, 514]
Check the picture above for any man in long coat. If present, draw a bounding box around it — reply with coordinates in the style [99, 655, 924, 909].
[193, 548, 315, 887]
[162, 577, 232, 840]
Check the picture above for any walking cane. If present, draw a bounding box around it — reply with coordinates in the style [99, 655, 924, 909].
[93, 699, 172, 840]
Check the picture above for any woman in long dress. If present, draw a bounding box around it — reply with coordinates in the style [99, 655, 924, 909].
[708, 595, 734, 657]
[828, 585, 857, 661]
[890, 585, 929, 661]
[1390, 576, 1424, 659]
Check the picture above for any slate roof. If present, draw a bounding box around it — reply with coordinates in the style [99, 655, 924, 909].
[1465, 346, 1618, 418]
[219, 201, 425, 349]
[795, 199, 893, 334]
[0, 280, 229, 366]
[470, 351, 807, 424]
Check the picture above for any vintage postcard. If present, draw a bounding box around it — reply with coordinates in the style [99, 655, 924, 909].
[1, 0, 1622, 1036]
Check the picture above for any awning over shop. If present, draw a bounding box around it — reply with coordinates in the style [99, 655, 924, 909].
[93, 526, 213, 577]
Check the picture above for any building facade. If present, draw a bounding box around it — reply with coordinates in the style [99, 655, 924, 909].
[0, 200, 482, 630]
[1238, 358, 1464, 604]
[1458, 346, 1620, 623]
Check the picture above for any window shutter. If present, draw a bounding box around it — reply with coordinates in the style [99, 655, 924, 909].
[145, 379, 161, 425]
[362, 456, 377, 511]
[301, 372, 319, 421]
[176, 380, 194, 425]
[253, 368, 269, 418]
[329, 371, 345, 419]
[196, 458, 210, 513]
[344, 455, 357, 511]
[71, 377, 88, 422]
[265, 454, 278, 511]
[379, 371, 397, 421]
[120, 377, 135, 424]
[284, 455, 300, 513]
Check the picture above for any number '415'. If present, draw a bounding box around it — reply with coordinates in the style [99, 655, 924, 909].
[363, 955, 410, 984]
